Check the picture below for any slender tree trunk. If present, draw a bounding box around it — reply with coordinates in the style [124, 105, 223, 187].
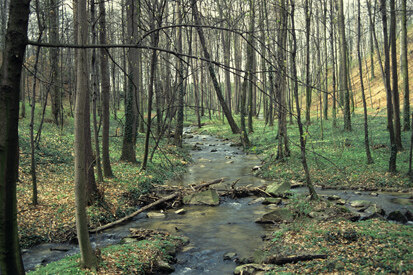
[357, 0, 374, 164]
[290, 1, 318, 200]
[305, 0, 312, 124]
[74, 0, 97, 267]
[330, 0, 337, 127]
[120, 0, 138, 163]
[401, 0, 409, 131]
[380, 0, 397, 172]
[247, 0, 255, 133]
[142, 4, 161, 170]
[276, 0, 289, 160]
[338, 0, 351, 131]
[174, 0, 184, 147]
[0, 0, 30, 273]
[99, 0, 113, 177]
[49, 0, 61, 126]
[191, 0, 240, 134]
[390, 0, 402, 150]
[91, 0, 103, 184]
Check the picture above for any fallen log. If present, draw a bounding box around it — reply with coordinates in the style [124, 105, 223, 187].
[90, 178, 223, 234]
[264, 254, 327, 265]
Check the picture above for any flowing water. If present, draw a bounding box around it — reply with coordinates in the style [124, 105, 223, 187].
[22, 128, 412, 273]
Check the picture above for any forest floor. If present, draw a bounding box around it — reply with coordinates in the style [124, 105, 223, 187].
[17, 111, 190, 249]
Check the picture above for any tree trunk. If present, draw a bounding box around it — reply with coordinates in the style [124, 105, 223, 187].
[401, 0, 409, 131]
[305, 0, 312, 124]
[174, 0, 184, 147]
[191, 0, 240, 134]
[290, 1, 318, 200]
[380, 0, 397, 172]
[390, 0, 402, 150]
[74, 0, 97, 268]
[338, 0, 351, 131]
[49, 0, 61, 126]
[0, 0, 30, 273]
[99, 0, 114, 177]
[120, 0, 138, 163]
[357, 0, 374, 164]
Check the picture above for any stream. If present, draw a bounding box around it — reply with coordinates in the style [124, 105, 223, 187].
[22, 128, 413, 273]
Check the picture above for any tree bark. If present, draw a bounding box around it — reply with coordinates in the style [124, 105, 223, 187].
[49, 0, 61, 126]
[120, 0, 138, 163]
[401, 0, 409, 131]
[380, 0, 397, 172]
[357, 0, 374, 164]
[0, 0, 30, 273]
[390, 0, 402, 150]
[290, 1, 318, 200]
[99, 0, 114, 177]
[74, 0, 97, 268]
[338, 0, 351, 131]
[305, 0, 312, 125]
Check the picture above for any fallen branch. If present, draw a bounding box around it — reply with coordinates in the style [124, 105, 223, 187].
[90, 178, 223, 234]
[264, 254, 327, 265]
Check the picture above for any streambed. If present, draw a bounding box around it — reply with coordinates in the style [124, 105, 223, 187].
[23, 128, 412, 273]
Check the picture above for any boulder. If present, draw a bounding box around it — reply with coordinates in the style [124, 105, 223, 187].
[248, 197, 266, 205]
[336, 199, 346, 205]
[147, 212, 166, 219]
[255, 209, 294, 224]
[156, 260, 175, 273]
[265, 182, 291, 196]
[234, 264, 271, 275]
[223, 252, 237, 261]
[404, 210, 413, 222]
[364, 204, 385, 216]
[326, 195, 341, 201]
[387, 211, 408, 223]
[262, 197, 282, 205]
[183, 189, 220, 206]
[350, 200, 371, 209]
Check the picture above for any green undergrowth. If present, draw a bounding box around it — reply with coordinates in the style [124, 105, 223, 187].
[17, 104, 189, 248]
[28, 234, 186, 274]
[189, 110, 413, 191]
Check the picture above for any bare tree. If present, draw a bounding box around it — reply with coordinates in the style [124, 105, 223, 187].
[401, 0, 410, 131]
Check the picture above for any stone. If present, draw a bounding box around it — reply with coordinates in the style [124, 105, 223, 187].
[404, 210, 413, 222]
[265, 181, 291, 196]
[265, 204, 280, 210]
[156, 260, 175, 273]
[211, 149, 217, 152]
[234, 264, 271, 275]
[226, 160, 234, 164]
[230, 142, 242, 147]
[252, 166, 261, 171]
[223, 252, 237, 261]
[364, 204, 385, 216]
[183, 189, 220, 206]
[350, 200, 371, 209]
[308, 211, 330, 220]
[147, 212, 166, 219]
[336, 199, 346, 205]
[326, 195, 341, 201]
[370, 192, 379, 196]
[354, 191, 362, 195]
[255, 209, 294, 224]
[248, 197, 266, 205]
[262, 197, 282, 205]
[387, 211, 408, 223]
[183, 134, 194, 139]
[175, 208, 186, 215]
